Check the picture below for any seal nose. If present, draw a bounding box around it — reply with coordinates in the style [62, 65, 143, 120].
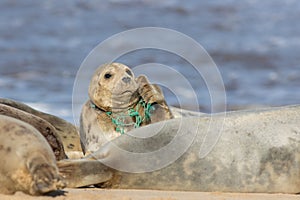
[122, 77, 131, 83]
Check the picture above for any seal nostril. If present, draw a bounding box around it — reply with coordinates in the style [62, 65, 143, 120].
[122, 77, 131, 83]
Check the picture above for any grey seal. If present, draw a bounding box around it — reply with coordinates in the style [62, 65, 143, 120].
[0, 115, 66, 195]
[80, 63, 173, 154]
[0, 98, 83, 159]
[59, 105, 300, 193]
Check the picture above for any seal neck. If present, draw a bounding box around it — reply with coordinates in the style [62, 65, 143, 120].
[90, 100, 104, 113]
[89, 96, 140, 114]
[90, 99, 154, 134]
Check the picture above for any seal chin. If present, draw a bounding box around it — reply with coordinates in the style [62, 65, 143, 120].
[112, 90, 134, 96]
[111, 100, 138, 112]
[113, 89, 139, 99]
[111, 92, 140, 112]
[121, 90, 134, 95]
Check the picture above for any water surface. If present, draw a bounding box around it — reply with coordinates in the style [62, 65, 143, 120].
[1, 0, 299, 122]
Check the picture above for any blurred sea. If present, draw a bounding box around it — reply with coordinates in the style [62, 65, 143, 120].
[1, 0, 300, 123]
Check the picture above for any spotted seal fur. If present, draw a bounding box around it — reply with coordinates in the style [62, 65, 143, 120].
[0, 98, 83, 159]
[0, 115, 66, 195]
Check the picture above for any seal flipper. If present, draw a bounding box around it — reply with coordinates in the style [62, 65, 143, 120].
[57, 159, 113, 188]
[27, 156, 66, 195]
[31, 164, 66, 195]
[136, 76, 173, 121]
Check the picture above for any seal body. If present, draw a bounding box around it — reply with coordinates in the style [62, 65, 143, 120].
[80, 63, 173, 154]
[60, 105, 300, 193]
[0, 115, 66, 195]
[0, 98, 83, 159]
[0, 103, 67, 160]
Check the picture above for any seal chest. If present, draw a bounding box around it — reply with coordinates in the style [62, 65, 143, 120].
[0, 115, 66, 195]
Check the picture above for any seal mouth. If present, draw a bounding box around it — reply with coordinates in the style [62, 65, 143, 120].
[112, 90, 134, 96]
[121, 90, 134, 95]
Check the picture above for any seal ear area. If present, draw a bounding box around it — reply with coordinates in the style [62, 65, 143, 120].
[88, 76, 112, 107]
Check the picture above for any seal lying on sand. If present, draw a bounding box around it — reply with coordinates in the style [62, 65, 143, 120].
[59, 105, 300, 194]
[0, 98, 83, 159]
[1, 98, 299, 194]
[80, 63, 173, 154]
[0, 98, 192, 159]
[0, 115, 66, 195]
[0, 103, 67, 160]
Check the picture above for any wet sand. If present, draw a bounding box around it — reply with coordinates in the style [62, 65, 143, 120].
[0, 189, 298, 200]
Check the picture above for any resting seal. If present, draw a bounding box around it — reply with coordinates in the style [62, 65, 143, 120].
[80, 63, 173, 154]
[0, 115, 66, 195]
[0, 98, 83, 159]
[59, 105, 300, 193]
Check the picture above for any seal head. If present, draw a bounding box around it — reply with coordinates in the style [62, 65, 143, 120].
[88, 63, 139, 112]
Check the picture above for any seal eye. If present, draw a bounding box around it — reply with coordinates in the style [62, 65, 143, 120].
[126, 69, 133, 77]
[104, 73, 112, 79]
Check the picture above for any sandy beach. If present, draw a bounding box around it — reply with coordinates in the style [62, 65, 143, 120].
[0, 189, 298, 200]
